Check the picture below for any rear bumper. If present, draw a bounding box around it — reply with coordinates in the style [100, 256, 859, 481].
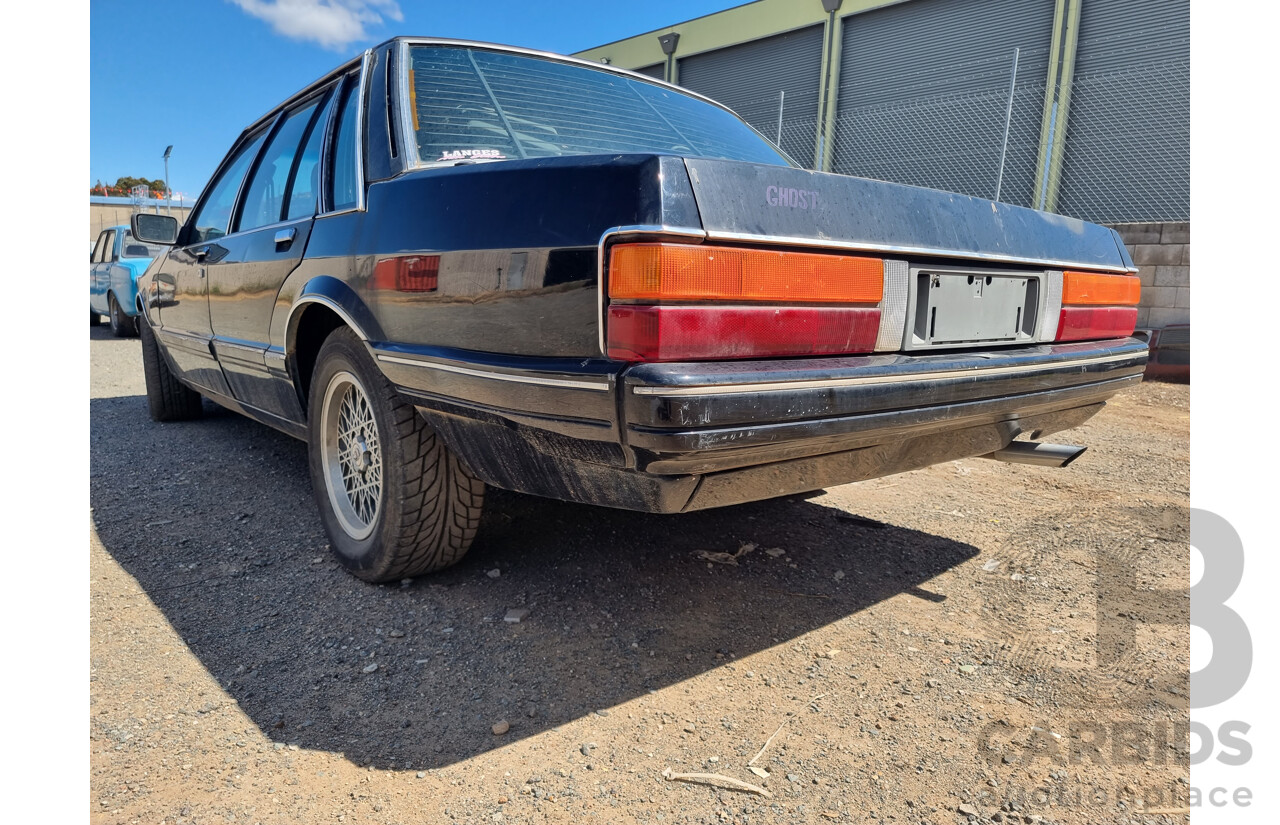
[387, 338, 1147, 513]
[622, 338, 1148, 475]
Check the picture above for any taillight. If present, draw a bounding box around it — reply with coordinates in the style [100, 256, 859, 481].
[609, 243, 884, 303]
[608, 305, 881, 361]
[606, 242, 884, 362]
[370, 255, 440, 293]
[1055, 270, 1140, 342]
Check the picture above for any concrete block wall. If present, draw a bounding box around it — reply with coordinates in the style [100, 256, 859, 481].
[1108, 222, 1190, 328]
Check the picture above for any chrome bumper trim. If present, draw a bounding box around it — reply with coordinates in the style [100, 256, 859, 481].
[631, 350, 1140, 397]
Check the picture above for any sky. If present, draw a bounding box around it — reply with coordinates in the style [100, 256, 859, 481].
[90, 0, 746, 202]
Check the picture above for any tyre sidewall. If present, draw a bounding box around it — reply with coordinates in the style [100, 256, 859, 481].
[307, 330, 408, 580]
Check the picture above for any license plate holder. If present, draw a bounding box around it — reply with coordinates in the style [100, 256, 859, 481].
[906, 268, 1040, 349]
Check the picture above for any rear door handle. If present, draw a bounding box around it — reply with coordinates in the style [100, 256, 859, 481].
[274, 228, 296, 249]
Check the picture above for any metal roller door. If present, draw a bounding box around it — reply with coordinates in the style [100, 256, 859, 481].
[634, 63, 665, 80]
[677, 25, 824, 167]
[833, 0, 1056, 206]
[1055, 0, 1189, 223]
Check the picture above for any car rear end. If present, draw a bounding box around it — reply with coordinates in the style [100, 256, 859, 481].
[596, 160, 1146, 511]
[386, 42, 1147, 514]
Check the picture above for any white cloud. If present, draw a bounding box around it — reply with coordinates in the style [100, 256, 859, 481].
[230, 0, 404, 51]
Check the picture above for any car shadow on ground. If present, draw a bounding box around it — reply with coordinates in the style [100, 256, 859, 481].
[90, 394, 979, 771]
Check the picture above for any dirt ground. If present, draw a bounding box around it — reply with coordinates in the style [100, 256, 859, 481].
[90, 326, 1190, 825]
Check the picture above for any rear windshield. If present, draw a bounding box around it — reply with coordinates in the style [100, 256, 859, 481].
[406, 46, 792, 167]
[119, 230, 166, 259]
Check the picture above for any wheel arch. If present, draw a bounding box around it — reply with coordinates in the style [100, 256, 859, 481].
[285, 276, 384, 417]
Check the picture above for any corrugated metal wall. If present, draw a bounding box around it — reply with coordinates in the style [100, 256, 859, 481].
[677, 25, 824, 167]
[1054, 0, 1190, 223]
[832, 0, 1056, 206]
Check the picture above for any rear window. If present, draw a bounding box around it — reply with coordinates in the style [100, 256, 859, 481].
[406, 46, 792, 167]
[119, 230, 166, 259]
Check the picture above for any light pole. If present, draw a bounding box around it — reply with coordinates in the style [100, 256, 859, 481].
[162, 145, 173, 216]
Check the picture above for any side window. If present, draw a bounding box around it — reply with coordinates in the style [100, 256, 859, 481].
[100, 230, 116, 263]
[237, 97, 322, 232]
[92, 231, 110, 263]
[285, 89, 338, 221]
[329, 74, 361, 211]
[189, 131, 267, 244]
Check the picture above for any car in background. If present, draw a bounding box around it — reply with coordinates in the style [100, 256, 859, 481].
[130, 38, 1147, 583]
[90, 225, 166, 337]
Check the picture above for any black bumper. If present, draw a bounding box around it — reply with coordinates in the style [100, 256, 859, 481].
[384, 338, 1148, 513]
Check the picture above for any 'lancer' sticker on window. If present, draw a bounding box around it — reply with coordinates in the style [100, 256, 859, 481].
[438, 149, 507, 162]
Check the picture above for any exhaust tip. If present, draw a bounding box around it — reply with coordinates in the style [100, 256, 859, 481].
[982, 441, 1088, 468]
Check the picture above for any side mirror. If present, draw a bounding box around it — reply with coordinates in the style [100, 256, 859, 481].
[131, 213, 179, 245]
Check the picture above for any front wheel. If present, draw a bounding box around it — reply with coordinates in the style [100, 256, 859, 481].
[307, 327, 485, 582]
[139, 313, 203, 421]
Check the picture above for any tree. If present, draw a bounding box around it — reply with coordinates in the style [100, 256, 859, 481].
[92, 176, 168, 198]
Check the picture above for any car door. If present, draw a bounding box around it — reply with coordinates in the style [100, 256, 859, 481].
[90, 229, 114, 315]
[152, 129, 269, 396]
[204, 85, 337, 420]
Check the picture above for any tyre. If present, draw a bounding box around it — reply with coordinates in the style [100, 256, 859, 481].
[139, 313, 203, 422]
[307, 327, 485, 582]
[108, 293, 137, 338]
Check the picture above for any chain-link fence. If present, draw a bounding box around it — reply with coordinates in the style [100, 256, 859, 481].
[831, 46, 1051, 210]
[824, 28, 1188, 225]
[726, 88, 821, 169]
[1054, 45, 1190, 224]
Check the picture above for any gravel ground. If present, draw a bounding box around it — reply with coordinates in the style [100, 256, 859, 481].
[90, 326, 1190, 825]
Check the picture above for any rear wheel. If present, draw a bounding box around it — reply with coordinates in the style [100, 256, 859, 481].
[108, 293, 137, 338]
[139, 313, 203, 421]
[307, 327, 485, 582]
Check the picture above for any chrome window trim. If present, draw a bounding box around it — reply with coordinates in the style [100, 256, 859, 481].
[701, 230, 1136, 275]
[596, 225, 709, 357]
[351, 50, 371, 213]
[630, 351, 1142, 397]
[376, 354, 612, 392]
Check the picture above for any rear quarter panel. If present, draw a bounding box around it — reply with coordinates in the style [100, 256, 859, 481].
[271, 154, 702, 359]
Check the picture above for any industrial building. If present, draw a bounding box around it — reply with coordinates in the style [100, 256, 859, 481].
[575, 0, 1190, 343]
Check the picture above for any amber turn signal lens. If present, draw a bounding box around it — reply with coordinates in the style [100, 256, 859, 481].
[1062, 271, 1141, 306]
[609, 243, 884, 304]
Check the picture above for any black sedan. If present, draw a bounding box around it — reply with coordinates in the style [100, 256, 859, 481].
[130, 38, 1147, 582]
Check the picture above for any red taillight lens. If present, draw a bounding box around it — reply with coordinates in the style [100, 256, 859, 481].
[606, 242, 885, 362]
[1055, 307, 1139, 342]
[1055, 270, 1140, 341]
[371, 255, 440, 292]
[607, 305, 881, 362]
[610, 243, 884, 303]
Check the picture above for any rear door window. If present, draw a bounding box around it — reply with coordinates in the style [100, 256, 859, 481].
[285, 90, 338, 221]
[92, 231, 111, 263]
[328, 73, 361, 212]
[237, 96, 325, 232]
[100, 230, 116, 262]
[189, 131, 268, 244]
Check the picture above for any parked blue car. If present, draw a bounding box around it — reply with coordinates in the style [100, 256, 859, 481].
[90, 225, 166, 337]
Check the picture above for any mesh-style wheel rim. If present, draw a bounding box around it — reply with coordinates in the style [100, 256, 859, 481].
[319, 370, 383, 541]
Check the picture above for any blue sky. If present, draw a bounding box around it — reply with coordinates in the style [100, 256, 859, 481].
[91, 0, 744, 202]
